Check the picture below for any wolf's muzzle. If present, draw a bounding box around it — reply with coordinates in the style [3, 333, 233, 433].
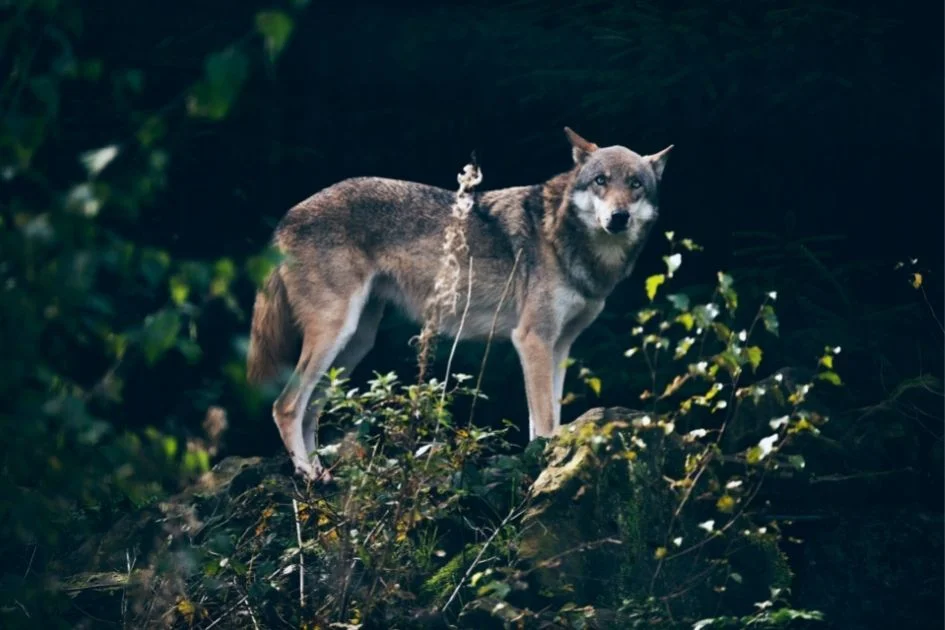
[606, 210, 630, 233]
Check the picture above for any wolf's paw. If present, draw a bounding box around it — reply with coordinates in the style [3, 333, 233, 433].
[293, 458, 334, 486]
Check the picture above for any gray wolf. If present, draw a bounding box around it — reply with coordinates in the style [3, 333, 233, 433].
[246, 127, 673, 482]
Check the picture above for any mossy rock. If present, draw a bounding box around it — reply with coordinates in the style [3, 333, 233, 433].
[517, 407, 656, 607]
[516, 407, 795, 622]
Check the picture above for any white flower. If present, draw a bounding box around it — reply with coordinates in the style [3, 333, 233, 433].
[698, 519, 715, 533]
[738, 330, 748, 342]
[768, 415, 789, 430]
[757, 433, 779, 459]
[767, 291, 778, 300]
[665, 253, 682, 277]
[80, 144, 119, 175]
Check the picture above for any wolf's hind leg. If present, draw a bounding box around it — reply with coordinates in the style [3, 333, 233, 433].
[301, 296, 385, 454]
[273, 280, 373, 483]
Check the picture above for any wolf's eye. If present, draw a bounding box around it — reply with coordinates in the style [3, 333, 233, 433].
[594, 175, 607, 186]
[630, 178, 643, 189]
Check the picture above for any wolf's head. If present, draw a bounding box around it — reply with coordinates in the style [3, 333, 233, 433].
[564, 127, 673, 239]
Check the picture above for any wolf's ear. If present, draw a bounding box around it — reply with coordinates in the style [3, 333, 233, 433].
[564, 127, 599, 164]
[645, 145, 674, 181]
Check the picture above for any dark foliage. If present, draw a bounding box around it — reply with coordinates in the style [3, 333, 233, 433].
[0, 0, 941, 628]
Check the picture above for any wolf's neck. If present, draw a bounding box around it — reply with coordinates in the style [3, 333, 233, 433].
[541, 171, 641, 299]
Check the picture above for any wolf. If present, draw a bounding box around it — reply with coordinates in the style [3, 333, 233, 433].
[246, 127, 673, 482]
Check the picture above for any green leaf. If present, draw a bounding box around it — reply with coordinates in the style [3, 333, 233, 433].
[761, 305, 779, 337]
[187, 48, 249, 120]
[636, 308, 659, 324]
[693, 303, 721, 328]
[717, 272, 738, 314]
[680, 238, 703, 251]
[674, 336, 695, 359]
[169, 275, 190, 306]
[816, 371, 843, 386]
[255, 11, 295, 61]
[745, 346, 763, 372]
[645, 274, 665, 301]
[177, 339, 203, 364]
[746, 446, 764, 465]
[141, 309, 182, 364]
[667, 293, 690, 311]
[787, 454, 806, 470]
[246, 250, 282, 288]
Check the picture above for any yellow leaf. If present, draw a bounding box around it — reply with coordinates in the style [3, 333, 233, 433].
[659, 374, 688, 399]
[818, 354, 833, 369]
[675, 312, 695, 331]
[716, 494, 736, 513]
[177, 598, 196, 624]
[654, 546, 668, 560]
[645, 274, 666, 301]
[169, 275, 189, 306]
[745, 346, 763, 371]
[586, 377, 602, 396]
[911, 272, 923, 289]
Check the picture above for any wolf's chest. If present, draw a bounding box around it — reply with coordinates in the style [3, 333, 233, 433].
[552, 286, 592, 329]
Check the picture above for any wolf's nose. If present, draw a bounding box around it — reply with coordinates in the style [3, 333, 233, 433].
[608, 210, 630, 232]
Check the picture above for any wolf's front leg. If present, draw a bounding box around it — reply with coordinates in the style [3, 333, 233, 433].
[511, 327, 556, 440]
[552, 343, 572, 429]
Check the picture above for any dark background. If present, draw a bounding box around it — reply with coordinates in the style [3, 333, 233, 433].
[10, 0, 944, 627]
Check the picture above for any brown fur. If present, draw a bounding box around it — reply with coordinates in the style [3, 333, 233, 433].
[247, 127, 673, 482]
[246, 269, 297, 385]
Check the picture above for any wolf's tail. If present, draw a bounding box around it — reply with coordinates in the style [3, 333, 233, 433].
[246, 268, 298, 385]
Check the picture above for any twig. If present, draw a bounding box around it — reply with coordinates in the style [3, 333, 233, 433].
[23, 544, 36, 579]
[442, 501, 526, 613]
[468, 248, 523, 426]
[919, 285, 944, 334]
[204, 567, 282, 629]
[292, 498, 305, 609]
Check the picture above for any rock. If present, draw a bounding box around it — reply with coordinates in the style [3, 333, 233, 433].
[517, 406, 794, 623]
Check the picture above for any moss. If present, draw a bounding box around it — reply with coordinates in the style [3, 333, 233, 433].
[419, 543, 480, 607]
